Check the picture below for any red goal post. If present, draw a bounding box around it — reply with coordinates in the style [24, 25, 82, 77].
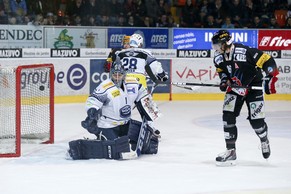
[0, 64, 54, 157]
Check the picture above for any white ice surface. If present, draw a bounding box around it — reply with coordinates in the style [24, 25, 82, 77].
[1, 100, 291, 194]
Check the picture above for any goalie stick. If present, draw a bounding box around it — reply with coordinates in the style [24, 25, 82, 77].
[120, 117, 148, 159]
[149, 82, 159, 95]
[171, 82, 263, 90]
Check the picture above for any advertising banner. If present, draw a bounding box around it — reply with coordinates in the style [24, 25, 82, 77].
[173, 29, 257, 50]
[80, 48, 111, 58]
[177, 50, 211, 58]
[171, 58, 220, 93]
[258, 30, 291, 50]
[0, 48, 22, 58]
[44, 27, 107, 48]
[0, 25, 43, 48]
[276, 60, 291, 93]
[263, 50, 281, 58]
[281, 50, 291, 59]
[0, 58, 90, 96]
[22, 48, 50, 58]
[148, 49, 176, 59]
[108, 28, 169, 49]
[171, 58, 289, 94]
[89, 59, 109, 93]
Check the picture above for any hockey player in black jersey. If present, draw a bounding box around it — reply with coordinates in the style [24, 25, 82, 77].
[104, 35, 131, 72]
[211, 30, 279, 166]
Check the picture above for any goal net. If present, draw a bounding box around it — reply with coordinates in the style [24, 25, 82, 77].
[0, 64, 54, 157]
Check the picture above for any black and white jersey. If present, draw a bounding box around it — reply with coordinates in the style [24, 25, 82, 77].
[115, 48, 164, 80]
[213, 43, 276, 86]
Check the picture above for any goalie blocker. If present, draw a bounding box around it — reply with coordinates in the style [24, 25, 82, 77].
[67, 119, 159, 160]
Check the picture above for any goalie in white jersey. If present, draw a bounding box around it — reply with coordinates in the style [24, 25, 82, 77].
[115, 33, 168, 89]
[68, 62, 161, 160]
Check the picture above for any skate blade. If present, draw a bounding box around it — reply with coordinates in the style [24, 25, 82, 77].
[216, 160, 236, 167]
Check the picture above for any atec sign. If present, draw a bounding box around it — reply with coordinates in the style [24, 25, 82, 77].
[258, 30, 291, 50]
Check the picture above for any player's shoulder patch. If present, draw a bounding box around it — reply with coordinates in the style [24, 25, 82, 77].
[102, 81, 114, 89]
[125, 77, 138, 84]
[111, 89, 120, 97]
[94, 80, 115, 94]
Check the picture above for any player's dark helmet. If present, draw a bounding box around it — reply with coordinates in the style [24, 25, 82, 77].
[211, 30, 232, 44]
[110, 61, 126, 88]
[211, 30, 233, 53]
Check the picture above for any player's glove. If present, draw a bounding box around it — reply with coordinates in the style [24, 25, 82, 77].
[81, 108, 100, 135]
[157, 71, 169, 82]
[219, 79, 228, 92]
[264, 74, 278, 94]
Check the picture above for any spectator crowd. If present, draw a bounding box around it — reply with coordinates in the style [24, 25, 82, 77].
[1, 0, 291, 29]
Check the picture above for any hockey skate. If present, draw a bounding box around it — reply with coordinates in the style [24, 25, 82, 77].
[216, 148, 237, 166]
[261, 138, 271, 159]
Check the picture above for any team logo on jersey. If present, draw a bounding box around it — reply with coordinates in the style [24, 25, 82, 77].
[111, 89, 120, 97]
[127, 87, 136, 93]
[126, 51, 139, 57]
[120, 105, 131, 118]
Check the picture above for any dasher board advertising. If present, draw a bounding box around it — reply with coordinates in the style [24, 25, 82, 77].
[108, 28, 169, 49]
[258, 30, 291, 50]
[0, 25, 43, 48]
[173, 29, 257, 50]
[44, 27, 107, 48]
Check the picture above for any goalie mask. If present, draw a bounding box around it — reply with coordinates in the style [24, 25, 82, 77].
[110, 62, 126, 88]
[211, 30, 233, 54]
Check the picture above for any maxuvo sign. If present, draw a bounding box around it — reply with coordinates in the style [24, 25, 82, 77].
[0, 49, 22, 57]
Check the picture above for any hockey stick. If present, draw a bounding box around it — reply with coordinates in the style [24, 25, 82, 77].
[149, 82, 159, 95]
[171, 82, 263, 90]
[120, 117, 148, 159]
[172, 83, 202, 91]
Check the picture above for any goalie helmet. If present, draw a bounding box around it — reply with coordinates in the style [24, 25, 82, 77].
[211, 30, 233, 53]
[129, 33, 143, 48]
[110, 61, 126, 88]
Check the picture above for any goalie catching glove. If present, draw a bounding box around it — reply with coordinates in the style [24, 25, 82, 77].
[264, 74, 278, 94]
[81, 108, 101, 135]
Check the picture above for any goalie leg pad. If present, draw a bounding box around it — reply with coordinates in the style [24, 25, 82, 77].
[140, 124, 159, 155]
[68, 136, 130, 160]
[127, 119, 159, 155]
[127, 119, 142, 151]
